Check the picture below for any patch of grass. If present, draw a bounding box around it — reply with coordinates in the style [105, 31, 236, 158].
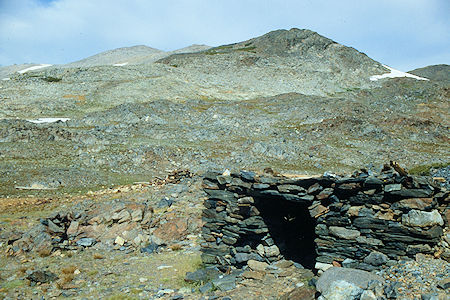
[87, 270, 99, 277]
[169, 244, 183, 251]
[107, 294, 138, 300]
[1, 279, 25, 290]
[409, 162, 449, 175]
[38, 248, 52, 257]
[42, 76, 62, 83]
[235, 46, 257, 52]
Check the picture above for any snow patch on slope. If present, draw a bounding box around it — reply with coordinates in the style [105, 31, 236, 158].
[370, 65, 429, 81]
[27, 118, 70, 124]
[113, 62, 129, 66]
[18, 64, 52, 74]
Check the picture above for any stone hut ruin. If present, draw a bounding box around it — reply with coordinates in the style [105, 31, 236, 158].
[200, 165, 449, 271]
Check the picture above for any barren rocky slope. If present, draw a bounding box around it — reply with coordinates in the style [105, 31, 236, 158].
[409, 64, 450, 84]
[0, 29, 448, 195]
[0, 28, 448, 299]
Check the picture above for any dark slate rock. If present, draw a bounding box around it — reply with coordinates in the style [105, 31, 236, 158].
[203, 180, 219, 190]
[307, 183, 322, 194]
[204, 171, 221, 182]
[277, 184, 306, 194]
[230, 177, 252, 189]
[322, 216, 351, 226]
[234, 245, 251, 253]
[141, 242, 160, 254]
[388, 189, 432, 198]
[185, 267, 221, 283]
[46, 219, 65, 233]
[353, 217, 389, 230]
[241, 216, 266, 227]
[363, 251, 388, 266]
[222, 236, 237, 245]
[253, 183, 270, 189]
[203, 200, 217, 209]
[384, 281, 400, 299]
[212, 274, 237, 291]
[342, 258, 358, 268]
[216, 175, 232, 185]
[258, 176, 280, 184]
[364, 176, 384, 188]
[358, 207, 375, 217]
[240, 170, 256, 182]
[204, 189, 236, 202]
[336, 177, 365, 184]
[280, 193, 313, 203]
[198, 282, 214, 293]
[234, 253, 250, 263]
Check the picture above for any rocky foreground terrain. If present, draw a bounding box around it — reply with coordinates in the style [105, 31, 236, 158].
[0, 28, 448, 299]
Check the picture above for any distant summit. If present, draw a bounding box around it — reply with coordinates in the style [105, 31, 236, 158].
[232, 28, 336, 56]
[408, 64, 449, 84]
[64, 45, 164, 68]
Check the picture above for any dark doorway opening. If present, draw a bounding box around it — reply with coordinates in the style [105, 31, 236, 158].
[254, 196, 317, 269]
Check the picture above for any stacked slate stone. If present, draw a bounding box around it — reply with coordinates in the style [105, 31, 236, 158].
[201, 166, 448, 271]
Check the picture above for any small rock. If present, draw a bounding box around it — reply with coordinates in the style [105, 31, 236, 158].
[157, 197, 174, 208]
[315, 262, 333, 273]
[247, 260, 268, 272]
[114, 236, 125, 246]
[280, 286, 315, 300]
[402, 209, 444, 227]
[66, 221, 79, 236]
[140, 242, 159, 254]
[329, 226, 361, 239]
[256, 244, 265, 256]
[76, 238, 96, 247]
[385, 184, 402, 192]
[360, 289, 377, 300]
[363, 251, 388, 266]
[241, 270, 264, 280]
[275, 260, 293, 269]
[199, 282, 214, 293]
[384, 282, 400, 299]
[26, 270, 58, 284]
[131, 209, 143, 222]
[185, 267, 221, 283]
[264, 245, 280, 257]
[212, 275, 236, 291]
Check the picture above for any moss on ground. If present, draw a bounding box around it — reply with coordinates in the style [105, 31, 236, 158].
[409, 162, 449, 175]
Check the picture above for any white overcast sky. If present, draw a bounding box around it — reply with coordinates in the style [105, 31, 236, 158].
[0, 0, 448, 71]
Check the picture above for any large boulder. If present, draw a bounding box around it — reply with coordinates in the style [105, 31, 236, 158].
[316, 267, 384, 294]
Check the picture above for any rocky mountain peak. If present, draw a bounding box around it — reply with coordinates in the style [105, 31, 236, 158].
[237, 28, 335, 56]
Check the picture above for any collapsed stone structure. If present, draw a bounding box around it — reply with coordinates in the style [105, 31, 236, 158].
[201, 165, 449, 271]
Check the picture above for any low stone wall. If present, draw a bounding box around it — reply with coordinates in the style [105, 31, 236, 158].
[200, 166, 449, 271]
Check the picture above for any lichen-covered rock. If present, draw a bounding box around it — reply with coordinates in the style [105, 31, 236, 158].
[402, 210, 444, 227]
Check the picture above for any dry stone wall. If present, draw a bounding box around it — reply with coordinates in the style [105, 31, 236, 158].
[201, 166, 449, 271]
